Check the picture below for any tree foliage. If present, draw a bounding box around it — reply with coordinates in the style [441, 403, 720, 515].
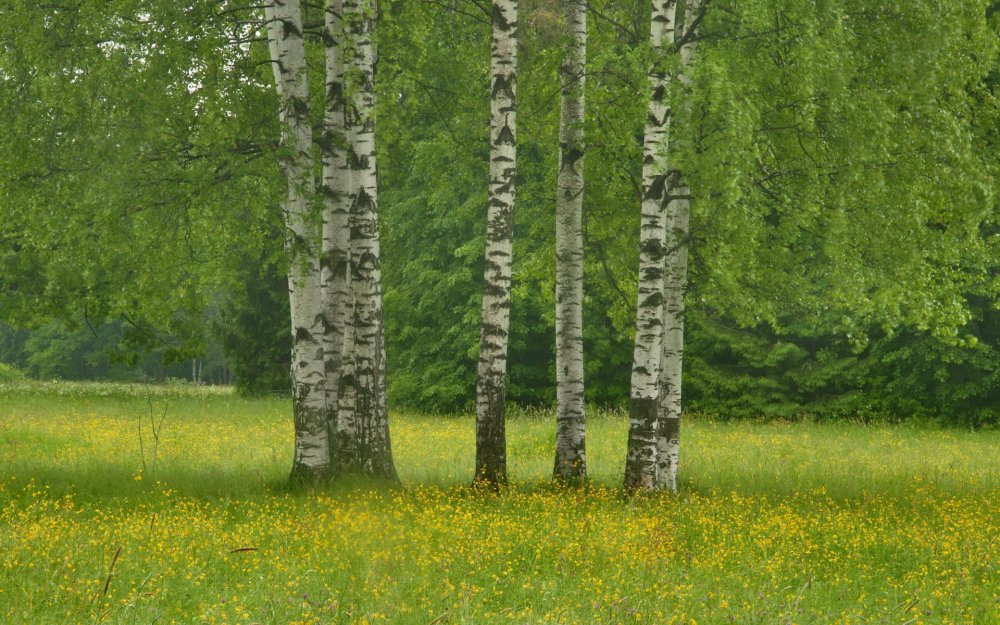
[1, 0, 997, 426]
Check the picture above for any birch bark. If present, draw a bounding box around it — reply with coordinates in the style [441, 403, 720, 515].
[552, 0, 587, 484]
[655, 176, 689, 492]
[624, 0, 677, 493]
[655, 0, 701, 492]
[474, 0, 518, 488]
[265, 0, 331, 480]
[342, 0, 396, 479]
[320, 0, 352, 468]
[337, 307, 358, 463]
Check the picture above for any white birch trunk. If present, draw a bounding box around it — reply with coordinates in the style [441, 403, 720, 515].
[655, 183, 688, 492]
[342, 0, 396, 479]
[553, 0, 587, 484]
[624, 0, 678, 492]
[338, 299, 358, 462]
[655, 0, 701, 493]
[320, 0, 352, 469]
[265, 0, 331, 480]
[475, 0, 518, 487]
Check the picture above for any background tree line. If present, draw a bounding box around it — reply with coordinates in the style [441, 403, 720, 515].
[2, 0, 998, 436]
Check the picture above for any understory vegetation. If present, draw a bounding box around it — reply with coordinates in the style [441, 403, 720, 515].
[0, 382, 996, 625]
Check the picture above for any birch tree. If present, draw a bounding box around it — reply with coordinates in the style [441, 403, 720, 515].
[654, 179, 689, 492]
[552, 0, 587, 484]
[320, 0, 353, 466]
[264, 0, 332, 480]
[654, 0, 701, 492]
[342, 0, 396, 479]
[623, 0, 678, 492]
[475, 0, 519, 487]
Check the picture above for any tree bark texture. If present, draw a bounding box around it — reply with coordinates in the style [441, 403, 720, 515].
[342, 0, 396, 480]
[265, 0, 331, 481]
[475, 0, 518, 488]
[320, 0, 352, 468]
[553, 0, 587, 484]
[624, 0, 678, 493]
[655, 0, 701, 492]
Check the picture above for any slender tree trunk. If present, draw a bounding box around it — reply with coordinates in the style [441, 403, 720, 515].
[265, 0, 331, 481]
[474, 0, 518, 488]
[320, 0, 352, 470]
[553, 0, 587, 484]
[624, 0, 677, 493]
[337, 305, 358, 461]
[655, 0, 701, 492]
[342, 0, 396, 479]
[654, 177, 688, 492]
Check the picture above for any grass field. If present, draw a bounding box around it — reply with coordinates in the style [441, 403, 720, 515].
[0, 380, 997, 625]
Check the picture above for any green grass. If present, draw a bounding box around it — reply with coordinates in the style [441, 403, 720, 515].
[0, 380, 997, 625]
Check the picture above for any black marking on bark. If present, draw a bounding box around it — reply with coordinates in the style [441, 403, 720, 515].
[652, 12, 675, 26]
[480, 322, 509, 338]
[357, 249, 381, 271]
[495, 119, 516, 146]
[326, 79, 344, 103]
[320, 181, 343, 200]
[281, 17, 303, 40]
[560, 145, 584, 172]
[491, 3, 516, 32]
[351, 187, 376, 217]
[643, 174, 668, 201]
[346, 146, 362, 170]
[640, 237, 666, 261]
[487, 211, 514, 237]
[639, 290, 664, 309]
[290, 95, 310, 121]
[482, 281, 509, 298]
[491, 74, 516, 101]
[324, 356, 342, 374]
[320, 253, 334, 274]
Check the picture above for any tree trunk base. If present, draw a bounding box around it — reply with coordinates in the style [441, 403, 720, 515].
[624, 396, 658, 493]
[553, 456, 587, 486]
[288, 463, 334, 484]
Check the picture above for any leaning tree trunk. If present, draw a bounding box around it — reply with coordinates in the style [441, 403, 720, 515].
[655, 0, 701, 492]
[474, 0, 519, 488]
[320, 0, 352, 470]
[552, 0, 587, 484]
[624, 0, 678, 493]
[342, 0, 396, 479]
[265, 0, 331, 481]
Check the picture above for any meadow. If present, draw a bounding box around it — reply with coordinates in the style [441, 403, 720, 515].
[0, 381, 997, 625]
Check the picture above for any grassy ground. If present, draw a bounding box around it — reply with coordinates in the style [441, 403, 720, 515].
[0, 380, 996, 625]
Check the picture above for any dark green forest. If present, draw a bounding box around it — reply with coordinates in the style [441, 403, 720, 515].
[2, 0, 998, 426]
